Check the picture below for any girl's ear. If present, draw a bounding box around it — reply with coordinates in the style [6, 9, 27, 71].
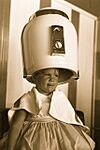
[31, 71, 41, 84]
[30, 75, 36, 84]
[32, 72, 40, 83]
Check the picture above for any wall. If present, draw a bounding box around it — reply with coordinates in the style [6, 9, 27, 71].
[76, 14, 96, 127]
[6, 0, 40, 106]
[66, 0, 100, 16]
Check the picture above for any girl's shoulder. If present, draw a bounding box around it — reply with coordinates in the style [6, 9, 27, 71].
[14, 90, 35, 107]
[8, 88, 39, 121]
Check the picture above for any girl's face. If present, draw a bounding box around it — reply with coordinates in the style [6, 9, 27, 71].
[34, 68, 59, 95]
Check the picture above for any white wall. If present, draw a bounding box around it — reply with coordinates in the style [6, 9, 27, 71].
[6, 0, 40, 106]
[76, 14, 96, 127]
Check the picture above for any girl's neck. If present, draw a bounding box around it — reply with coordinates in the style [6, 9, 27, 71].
[36, 87, 53, 96]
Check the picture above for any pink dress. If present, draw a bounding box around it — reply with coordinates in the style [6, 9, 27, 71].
[0, 88, 95, 150]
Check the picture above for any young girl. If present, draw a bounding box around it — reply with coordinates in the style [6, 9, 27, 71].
[1, 68, 94, 150]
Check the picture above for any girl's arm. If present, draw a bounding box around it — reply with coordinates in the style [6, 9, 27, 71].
[7, 109, 27, 150]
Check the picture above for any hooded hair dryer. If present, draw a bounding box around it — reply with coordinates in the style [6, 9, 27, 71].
[21, 8, 78, 84]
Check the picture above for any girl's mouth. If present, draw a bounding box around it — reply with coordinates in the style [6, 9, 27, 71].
[48, 83, 55, 86]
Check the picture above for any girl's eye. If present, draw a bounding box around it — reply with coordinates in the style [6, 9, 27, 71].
[44, 74, 50, 76]
[39, 73, 50, 77]
[44, 74, 59, 78]
[54, 74, 59, 77]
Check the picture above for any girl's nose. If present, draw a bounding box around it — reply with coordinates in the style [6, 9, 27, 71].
[49, 74, 57, 81]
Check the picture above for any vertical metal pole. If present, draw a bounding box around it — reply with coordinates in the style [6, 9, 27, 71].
[0, 0, 11, 110]
[0, 0, 11, 137]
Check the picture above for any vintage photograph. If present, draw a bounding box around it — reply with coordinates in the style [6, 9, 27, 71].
[0, 0, 100, 149]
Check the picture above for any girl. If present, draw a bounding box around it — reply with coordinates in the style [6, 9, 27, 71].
[4, 68, 95, 150]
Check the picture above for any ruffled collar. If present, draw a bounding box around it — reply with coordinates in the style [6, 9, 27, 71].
[32, 88, 52, 109]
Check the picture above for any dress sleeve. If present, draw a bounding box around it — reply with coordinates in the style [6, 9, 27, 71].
[8, 90, 39, 123]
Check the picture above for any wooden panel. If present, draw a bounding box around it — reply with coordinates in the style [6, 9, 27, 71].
[65, 0, 100, 16]
[40, 0, 51, 8]
[0, 0, 11, 110]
